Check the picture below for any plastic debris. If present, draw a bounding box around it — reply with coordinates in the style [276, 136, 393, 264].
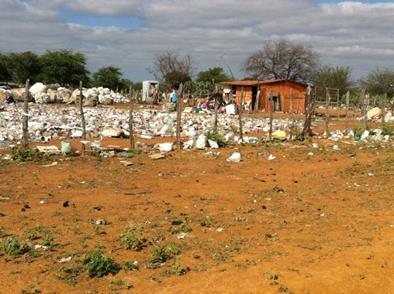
[227, 152, 241, 163]
[272, 130, 287, 141]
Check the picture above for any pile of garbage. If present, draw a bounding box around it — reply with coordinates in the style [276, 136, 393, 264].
[1, 82, 128, 105]
[0, 103, 301, 146]
[362, 107, 394, 122]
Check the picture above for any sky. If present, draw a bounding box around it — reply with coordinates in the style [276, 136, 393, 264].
[0, 0, 393, 81]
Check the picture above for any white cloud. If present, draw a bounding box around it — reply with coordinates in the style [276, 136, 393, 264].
[67, 0, 144, 16]
[0, 0, 394, 80]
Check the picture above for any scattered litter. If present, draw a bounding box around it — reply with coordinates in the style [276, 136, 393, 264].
[216, 227, 225, 232]
[227, 152, 241, 163]
[59, 256, 73, 263]
[208, 140, 219, 149]
[95, 219, 107, 225]
[272, 130, 287, 141]
[196, 134, 207, 149]
[176, 232, 188, 239]
[35, 245, 49, 250]
[158, 142, 173, 153]
[37, 146, 60, 155]
[149, 153, 166, 160]
[42, 162, 58, 168]
[120, 160, 134, 167]
[367, 107, 382, 120]
[268, 154, 276, 161]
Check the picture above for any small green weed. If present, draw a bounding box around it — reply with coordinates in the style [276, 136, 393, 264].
[170, 220, 192, 235]
[120, 225, 145, 251]
[0, 236, 31, 256]
[122, 261, 139, 271]
[149, 244, 181, 268]
[162, 258, 189, 276]
[84, 251, 121, 278]
[11, 147, 46, 162]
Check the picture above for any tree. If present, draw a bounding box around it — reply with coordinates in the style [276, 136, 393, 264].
[151, 52, 192, 85]
[0, 53, 11, 82]
[244, 40, 319, 83]
[361, 69, 394, 97]
[315, 65, 353, 97]
[5, 51, 41, 84]
[196, 67, 231, 83]
[93, 66, 123, 90]
[39, 50, 89, 87]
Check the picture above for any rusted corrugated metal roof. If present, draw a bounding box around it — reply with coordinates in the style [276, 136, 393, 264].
[222, 79, 307, 87]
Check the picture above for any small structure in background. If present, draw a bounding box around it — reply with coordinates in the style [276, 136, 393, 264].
[142, 81, 159, 104]
[222, 80, 309, 113]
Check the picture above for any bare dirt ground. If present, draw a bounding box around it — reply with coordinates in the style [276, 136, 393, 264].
[0, 141, 393, 293]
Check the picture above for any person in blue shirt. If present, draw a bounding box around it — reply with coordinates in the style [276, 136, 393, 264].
[170, 89, 177, 103]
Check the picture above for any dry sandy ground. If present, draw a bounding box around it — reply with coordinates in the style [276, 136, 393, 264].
[0, 142, 393, 293]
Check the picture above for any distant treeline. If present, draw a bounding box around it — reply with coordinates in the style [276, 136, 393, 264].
[0, 50, 132, 91]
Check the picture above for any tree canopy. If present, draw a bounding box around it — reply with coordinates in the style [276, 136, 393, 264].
[0, 53, 11, 82]
[93, 66, 123, 90]
[151, 51, 192, 86]
[6, 51, 41, 84]
[315, 65, 353, 97]
[361, 69, 394, 97]
[196, 67, 231, 83]
[244, 40, 319, 83]
[39, 50, 89, 87]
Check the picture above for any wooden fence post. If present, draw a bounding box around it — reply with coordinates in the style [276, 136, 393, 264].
[176, 83, 184, 148]
[301, 87, 315, 140]
[212, 79, 219, 134]
[79, 81, 87, 140]
[381, 94, 387, 127]
[362, 90, 368, 130]
[239, 87, 244, 140]
[325, 88, 331, 138]
[336, 89, 340, 121]
[255, 80, 260, 111]
[345, 91, 350, 132]
[129, 86, 135, 150]
[269, 94, 274, 141]
[289, 94, 295, 141]
[22, 79, 30, 148]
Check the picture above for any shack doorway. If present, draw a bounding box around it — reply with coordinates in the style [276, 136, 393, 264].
[270, 94, 282, 112]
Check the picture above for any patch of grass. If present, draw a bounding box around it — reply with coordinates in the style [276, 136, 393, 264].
[382, 123, 394, 136]
[84, 251, 121, 278]
[0, 236, 31, 256]
[149, 244, 181, 268]
[0, 226, 6, 238]
[42, 234, 55, 249]
[122, 261, 139, 271]
[56, 266, 83, 286]
[11, 147, 46, 162]
[162, 258, 189, 276]
[120, 225, 145, 251]
[170, 220, 192, 235]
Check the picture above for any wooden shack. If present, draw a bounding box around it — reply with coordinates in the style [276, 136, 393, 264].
[222, 80, 309, 113]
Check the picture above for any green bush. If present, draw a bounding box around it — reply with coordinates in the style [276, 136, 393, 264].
[150, 244, 181, 267]
[11, 147, 45, 162]
[84, 251, 121, 278]
[0, 236, 31, 256]
[205, 132, 227, 147]
[120, 225, 144, 251]
[382, 124, 394, 136]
